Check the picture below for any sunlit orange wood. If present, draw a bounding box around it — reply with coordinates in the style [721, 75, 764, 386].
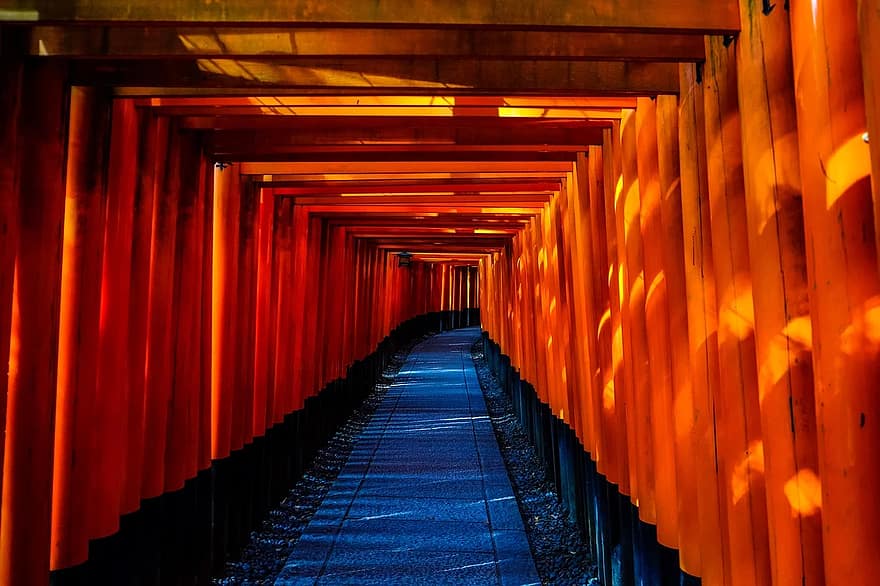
[585, 149, 610, 471]
[703, 36, 771, 586]
[677, 62, 725, 584]
[52, 86, 111, 569]
[735, 5, 825, 583]
[859, 1, 880, 269]
[142, 118, 180, 500]
[620, 108, 655, 517]
[602, 122, 631, 495]
[636, 96, 677, 541]
[656, 93, 698, 574]
[790, 1, 880, 581]
[566, 158, 598, 451]
[211, 162, 242, 461]
[0, 61, 68, 586]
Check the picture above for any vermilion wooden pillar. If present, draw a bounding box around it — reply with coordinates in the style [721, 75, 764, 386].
[612, 116, 639, 502]
[288, 203, 309, 414]
[270, 198, 292, 422]
[703, 36, 771, 586]
[253, 187, 276, 436]
[121, 111, 158, 515]
[0, 57, 23, 539]
[142, 118, 180, 500]
[211, 162, 241, 460]
[0, 60, 68, 586]
[52, 85, 112, 570]
[735, 5, 825, 584]
[165, 132, 206, 492]
[233, 181, 258, 452]
[198, 159, 214, 471]
[677, 62, 725, 585]
[655, 94, 698, 577]
[92, 99, 140, 539]
[859, 0, 880, 263]
[790, 1, 880, 580]
[636, 97, 676, 540]
[561, 165, 591, 445]
[602, 123, 630, 495]
[621, 108, 655, 518]
[586, 148, 612, 473]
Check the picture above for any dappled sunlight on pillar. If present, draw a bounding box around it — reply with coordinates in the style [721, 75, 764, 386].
[783, 469, 822, 517]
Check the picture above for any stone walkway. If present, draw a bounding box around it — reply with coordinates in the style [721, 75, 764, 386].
[275, 328, 540, 585]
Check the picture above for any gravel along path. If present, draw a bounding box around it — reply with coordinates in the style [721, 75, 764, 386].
[471, 339, 598, 586]
[213, 340, 419, 585]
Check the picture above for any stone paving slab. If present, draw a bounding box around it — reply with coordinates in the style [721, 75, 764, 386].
[276, 328, 539, 585]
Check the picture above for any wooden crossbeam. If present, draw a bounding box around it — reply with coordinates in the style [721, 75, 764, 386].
[209, 128, 603, 156]
[241, 160, 573, 174]
[70, 59, 679, 94]
[28, 26, 705, 61]
[142, 96, 638, 108]
[4, 1, 739, 33]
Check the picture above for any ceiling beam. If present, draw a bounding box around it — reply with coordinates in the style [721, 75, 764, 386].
[70, 59, 679, 94]
[273, 180, 561, 195]
[5, 1, 738, 33]
[240, 160, 573, 174]
[209, 127, 603, 156]
[182, 115, 613, 130]
[28, 26, 705, 61]
[259, 171, 569, 183]
[141, 96, 638, 108]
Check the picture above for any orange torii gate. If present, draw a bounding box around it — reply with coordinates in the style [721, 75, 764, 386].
[2, 1, 880, 585]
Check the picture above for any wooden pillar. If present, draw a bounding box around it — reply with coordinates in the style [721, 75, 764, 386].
[859, 1, 880, 264]
[585, 148, 611, 473]
[790, 1, 880, 580]
[565, 161, 597, 449]
[288, 204, 310, 413]
[141, 118, 180, 500]
[735, 4, 825, 583]
[233, 181, 258, 452]
[621, 108, 655, 518]
[270, 198, 291, 422]
[677, 62, 725, 585]
[636, 97, 677, 541]
[253, 188, 276, 437]
[656, 94, 699, 576]
[602, 123, 630, 496]
[211, 162, 241, 461]
[703, 36, 771, 586]
[0, 60, 23, 537]
[121, 111, 158, 515]
[52, 85, 112, 569]
[165, 132, 206, 492]
[198, 160, 214, 472]
[92, 99, 140, 539]
[0, 60, 68, 586]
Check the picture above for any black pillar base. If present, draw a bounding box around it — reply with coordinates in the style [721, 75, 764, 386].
[481, 334, 698, 586]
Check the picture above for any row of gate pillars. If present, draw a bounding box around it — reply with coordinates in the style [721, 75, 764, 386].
[482, 332, 699, 586]
[50, 310, 474, 586]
